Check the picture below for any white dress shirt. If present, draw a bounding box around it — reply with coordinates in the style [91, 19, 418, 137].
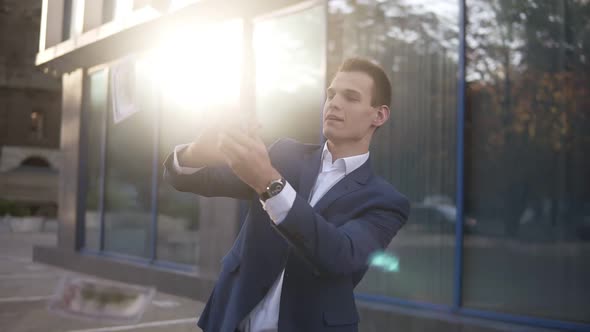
[172, 142, 370, 332]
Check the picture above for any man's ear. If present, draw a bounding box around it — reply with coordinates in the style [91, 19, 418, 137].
[373, 105, 390, 128]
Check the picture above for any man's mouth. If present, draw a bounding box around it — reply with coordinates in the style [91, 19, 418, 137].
[325, 115, 344, 122]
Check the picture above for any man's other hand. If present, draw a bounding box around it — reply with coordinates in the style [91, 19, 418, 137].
[218, 125, 281, 195]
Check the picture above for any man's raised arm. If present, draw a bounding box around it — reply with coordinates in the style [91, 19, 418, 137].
[162, 120, 255, 200]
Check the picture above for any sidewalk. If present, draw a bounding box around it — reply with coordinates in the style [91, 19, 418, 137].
[0, 227, 205, 332]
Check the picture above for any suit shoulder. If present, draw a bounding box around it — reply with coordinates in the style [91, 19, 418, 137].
[371, 175, 405, 198]
[370, 175, 411, 216]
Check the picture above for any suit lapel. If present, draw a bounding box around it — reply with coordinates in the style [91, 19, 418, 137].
[298, 146, 323, 201]
[312, 158, 373, 213]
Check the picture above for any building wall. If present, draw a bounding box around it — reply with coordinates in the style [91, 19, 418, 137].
[0, 0, 61, 148]
[0, 88, 61, 149]
[0, 0, 62, 210]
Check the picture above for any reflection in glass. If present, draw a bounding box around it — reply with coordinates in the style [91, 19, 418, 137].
[254, 5, 325, 144]
[328, 0, 459, 304]
[71, 0, 85, 36]
[103, 61, 155, 258]
[102, 0, 115, 23]
[464, 0, 590, 322]
[84, 70, 108, 251]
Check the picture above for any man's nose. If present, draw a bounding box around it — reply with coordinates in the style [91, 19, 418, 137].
[327, 95, 343, 110]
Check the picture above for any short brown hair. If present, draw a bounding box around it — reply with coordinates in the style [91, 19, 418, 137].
[337, 58, 392, 108]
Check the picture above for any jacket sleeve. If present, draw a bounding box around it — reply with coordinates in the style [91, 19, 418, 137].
[273, 191, 410, 277]
[162, 153, 253, 199]
[161, 139, 286, 200]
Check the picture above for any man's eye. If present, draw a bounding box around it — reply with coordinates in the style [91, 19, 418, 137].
[345, 95, 358, 102]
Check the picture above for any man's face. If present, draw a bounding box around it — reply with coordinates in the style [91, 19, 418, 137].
[322, 71, 379, 144]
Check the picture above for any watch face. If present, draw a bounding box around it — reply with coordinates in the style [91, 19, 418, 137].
[269, 181, 285, 196]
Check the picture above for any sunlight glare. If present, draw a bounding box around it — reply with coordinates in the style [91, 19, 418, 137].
[142, 20, 243, 114]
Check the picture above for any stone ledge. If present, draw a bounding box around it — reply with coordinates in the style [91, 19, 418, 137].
[356, 298, 559, 332]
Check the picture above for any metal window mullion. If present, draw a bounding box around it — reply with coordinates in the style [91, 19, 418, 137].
[149, 81, 161, 263]
[320, 0, 327, 145]
[76, 70, 89, 251]
[453, 0, 467, 311]
[98, 68, 109, 252]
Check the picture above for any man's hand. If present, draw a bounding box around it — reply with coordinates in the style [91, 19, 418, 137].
[178, 112, 226, 168]
[218, 127, 281, 195]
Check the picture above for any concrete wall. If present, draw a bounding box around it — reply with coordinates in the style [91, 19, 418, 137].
[0, 0, 61, 90]
[0, 88, 61, 149]
[0, 0, 62, 151]
[0, 0, 62, 212]
[0, 168, 58, 204]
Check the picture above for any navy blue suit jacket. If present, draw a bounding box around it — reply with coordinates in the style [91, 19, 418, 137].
[163, 138, 410, 332]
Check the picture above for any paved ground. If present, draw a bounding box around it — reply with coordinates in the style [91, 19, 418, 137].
[0, 226, 205, 332]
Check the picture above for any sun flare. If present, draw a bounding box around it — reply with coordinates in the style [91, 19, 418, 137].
[138, 20, 243, 113]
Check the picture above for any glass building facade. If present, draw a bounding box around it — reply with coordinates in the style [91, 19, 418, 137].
[41, 0, 590, 331]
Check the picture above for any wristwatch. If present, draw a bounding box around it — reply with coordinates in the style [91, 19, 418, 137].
[260, 178, 286, 202]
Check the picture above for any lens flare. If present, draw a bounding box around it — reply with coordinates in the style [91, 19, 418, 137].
[138, 20, 243, 113]
[368, 251, 400, 273]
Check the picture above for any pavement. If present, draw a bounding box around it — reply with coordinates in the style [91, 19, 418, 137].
[0, 225, 205, 332]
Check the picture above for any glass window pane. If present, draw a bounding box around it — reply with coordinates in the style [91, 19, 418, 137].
[83, 69, 108, 251]
[102, 0, 115, 23]
[113, 0, 133, 20]
[63, 0, 84, 39]
[254, 5, 325, 144]
[156, 100, 201, 265]
[464, 0, 590, 323]
[103, 60, 155, 258]
[327, 0, 459, 304]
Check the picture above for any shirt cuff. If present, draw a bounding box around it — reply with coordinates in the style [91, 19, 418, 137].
[260, 181, 296, 224]
[173, 144, 204, 175]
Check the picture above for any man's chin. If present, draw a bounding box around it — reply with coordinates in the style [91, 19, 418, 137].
[323, 131, 344, 144]
[322, 129, 336, 141]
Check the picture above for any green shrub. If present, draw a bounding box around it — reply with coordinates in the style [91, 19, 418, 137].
[0, 200, 31, 217]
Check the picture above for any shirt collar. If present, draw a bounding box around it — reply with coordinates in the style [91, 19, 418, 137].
[321, 143, 370, 175]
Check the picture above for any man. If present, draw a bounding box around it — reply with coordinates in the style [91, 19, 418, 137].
[163, 58, 410, 332]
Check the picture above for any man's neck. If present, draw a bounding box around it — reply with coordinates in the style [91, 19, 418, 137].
[326, 139, 370, 161]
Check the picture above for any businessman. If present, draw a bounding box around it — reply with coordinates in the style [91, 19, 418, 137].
[163, 58, 410, 332]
